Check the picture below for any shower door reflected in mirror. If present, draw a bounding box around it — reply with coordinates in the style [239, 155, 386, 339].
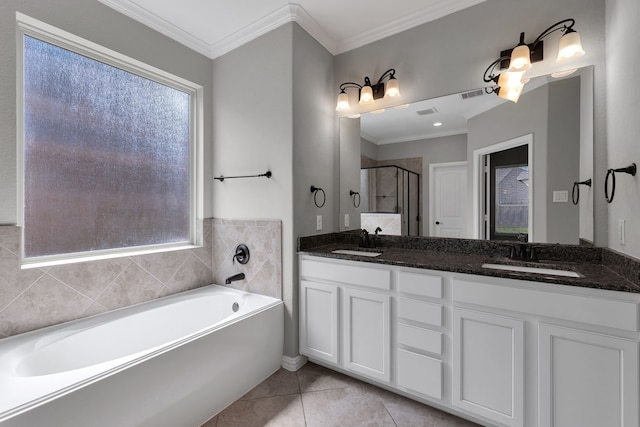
[360, 165, 420, 236]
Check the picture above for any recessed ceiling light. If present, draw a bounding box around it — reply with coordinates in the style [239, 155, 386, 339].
[433, 122, 443, 127]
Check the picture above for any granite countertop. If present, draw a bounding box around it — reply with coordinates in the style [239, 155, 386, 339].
[299, 242, 640, 294]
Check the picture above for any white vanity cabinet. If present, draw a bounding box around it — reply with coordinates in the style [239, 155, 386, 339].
[396, 270, 445, 400]
[299, 254, 640, 427]
[451, 307, 524, 427]
[299, 257, 392, 382]
[453, 274, 640, 427]
[538, 324, 639, 427]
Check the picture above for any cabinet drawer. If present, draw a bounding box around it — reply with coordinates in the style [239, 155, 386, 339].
[398, 271, 442, 299]
[398, 323, 442, 355]
[398, 297, 442, 327]
[397, 349, 442, 400]
[300, 258, 391, 290]
[454, 278, 639, 332]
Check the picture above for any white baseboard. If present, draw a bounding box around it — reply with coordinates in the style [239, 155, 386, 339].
[281, 355, 307, 371]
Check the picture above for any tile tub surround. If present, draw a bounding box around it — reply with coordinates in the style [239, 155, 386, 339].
[201, 362, 481, 427]
[0, 220, 213, 338]
[212, 219, 282, 299]
[298, 232, 640, 293]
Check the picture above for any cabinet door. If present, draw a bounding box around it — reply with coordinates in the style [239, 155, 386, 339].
[452, 308, 524, 427]
[343, 288, 390, 382]
[539, 324, 639, 427]
[300, 280, 339, 364]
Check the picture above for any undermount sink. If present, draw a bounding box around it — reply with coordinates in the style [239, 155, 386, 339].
[331, 249, 382, 257]
[481, 263, 583, 278]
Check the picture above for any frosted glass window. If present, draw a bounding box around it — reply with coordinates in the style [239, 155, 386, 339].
[23, 35, 192, 259]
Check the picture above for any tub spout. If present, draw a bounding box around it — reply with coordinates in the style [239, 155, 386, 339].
[225, 273, 245, 285]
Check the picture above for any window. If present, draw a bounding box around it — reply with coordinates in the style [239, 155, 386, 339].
[17, 13, 203, 266]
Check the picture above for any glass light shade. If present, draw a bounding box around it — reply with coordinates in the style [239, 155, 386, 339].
[385, 78, 400, 97]
[336, 91, 350, 112]
[556, 31, 585, 63]
[509, 44, 532, 72]
[497, 71, 525, 89]
[359, 85, 374, 104]
[498, 82, 524, 103]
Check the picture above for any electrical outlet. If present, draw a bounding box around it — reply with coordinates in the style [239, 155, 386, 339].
[344, 214, 350, 228]
[619, 219, 626, 245]
[316, 215, 322, 231]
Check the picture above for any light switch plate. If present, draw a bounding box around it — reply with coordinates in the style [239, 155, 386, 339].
[553, 190, 569, 203]
[344, 214, 350, 228]
[316, 215, 322, 231]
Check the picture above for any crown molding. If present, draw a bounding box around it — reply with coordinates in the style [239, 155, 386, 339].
[209, 3, 336, 58]
[335, 0, 486, 54]
[97, 0, 212, 57]
[99, 1, 336, 59]
[373, 128, 468, 145]
[99, 0, 486, 59]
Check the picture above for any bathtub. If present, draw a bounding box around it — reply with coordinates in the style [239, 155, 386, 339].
[0, 285, 283, 427]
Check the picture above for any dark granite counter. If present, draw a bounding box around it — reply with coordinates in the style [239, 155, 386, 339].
[298, 233, 640, 294]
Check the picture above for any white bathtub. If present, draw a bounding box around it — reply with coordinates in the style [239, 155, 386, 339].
[0, 285, 283, 427]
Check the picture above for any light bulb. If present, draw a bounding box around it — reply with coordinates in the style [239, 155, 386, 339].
[336, 91, 350, 112]
[359, 86, 374, 104]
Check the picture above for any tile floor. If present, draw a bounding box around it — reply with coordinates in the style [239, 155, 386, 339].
[201, 362, 482, 427]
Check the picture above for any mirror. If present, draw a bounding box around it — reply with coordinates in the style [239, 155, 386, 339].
[339, 66, 594, 245]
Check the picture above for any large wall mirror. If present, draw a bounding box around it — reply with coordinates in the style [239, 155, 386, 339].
[339, 66, 594, 245]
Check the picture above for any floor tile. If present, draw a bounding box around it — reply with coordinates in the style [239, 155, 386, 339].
[200, 362, 483, 427]
[372, 385, 482, 427]
[296, 362, 360, 392]
[301, 385, 396, 427]
[216, 394, 305, 427]
[240, 368, 300, 400]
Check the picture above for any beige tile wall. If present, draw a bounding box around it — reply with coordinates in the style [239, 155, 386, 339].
[212, 219, 282, 299]
[0, 218, 282, 339]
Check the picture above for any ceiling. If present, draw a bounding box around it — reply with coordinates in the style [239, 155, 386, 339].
[98, 0, 486, 59]
[360, 76, 551, 145]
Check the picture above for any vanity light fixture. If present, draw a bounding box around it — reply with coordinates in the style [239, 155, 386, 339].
[483, 18, 585, 102]
[336, 69, 399, 112]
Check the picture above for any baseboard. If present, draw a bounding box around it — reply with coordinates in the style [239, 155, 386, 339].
[281, 355, 307, 371]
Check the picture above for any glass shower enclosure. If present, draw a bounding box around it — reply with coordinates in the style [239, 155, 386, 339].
[360, 165, 420, 236]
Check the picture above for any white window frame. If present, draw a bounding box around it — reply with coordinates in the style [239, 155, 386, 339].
[16, 12, 204, 268]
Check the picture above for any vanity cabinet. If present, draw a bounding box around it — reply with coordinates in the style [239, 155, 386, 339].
[299, 257, 392, 382]
[451, 308, 524, 427]
[299, 280, 339, 364]
[299, 254, 640, 427]
[342, 287, 390, 381]
[396, 270, 445, 400]
[538, 324, 639, 427]
[453, 274, 640, 427]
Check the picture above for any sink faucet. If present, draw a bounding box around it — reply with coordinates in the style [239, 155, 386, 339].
[225, 272, 245, 284]
[360, 229, 374, 248]
[509, 233, 537, 261]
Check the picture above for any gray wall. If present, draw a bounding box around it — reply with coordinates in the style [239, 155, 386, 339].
[606, 0, 640, 258]
[0, 0, 213, 223]
[339, 117, 362, 231]
[212, 23, 336, 358]
[334, 0, 608, 246]
[546, 77, 581, 243]
[292, 23, 337, 357]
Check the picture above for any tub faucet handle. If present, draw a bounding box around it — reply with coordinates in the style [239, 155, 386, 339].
[233, 244, 250, 264]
